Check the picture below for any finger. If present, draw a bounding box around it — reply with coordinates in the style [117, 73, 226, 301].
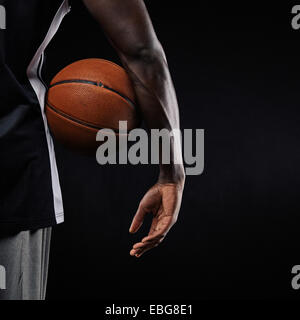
[130, 240, 154, 255]
[130, 246, 147, 256]
[135, 242, 159, 257]
[131, 238, 163, 257]
[130, 241, 155, 257]
[129, 204, 147, 233]
[142, 233, 165, 244]
[130, 248, 138, 256]
[132, 238, 158, 250]
[135, 212, 163, 248]
[133, 242, 148, 249]
[129, 214, 160, 253]
[143, 208, 167, 240]
[142, 216, 174, 242]
[142, 227, 168, 243]
[130, 247, 149, 257]
[131, 245, 152, 258]
[141, 237, 164, 246]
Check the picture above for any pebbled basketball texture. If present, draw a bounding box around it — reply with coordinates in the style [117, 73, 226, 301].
[45, 58, 139, 153]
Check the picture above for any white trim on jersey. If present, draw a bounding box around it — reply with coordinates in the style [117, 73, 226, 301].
[27, 0, 71, 224]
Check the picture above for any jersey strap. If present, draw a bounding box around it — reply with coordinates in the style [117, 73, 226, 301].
[27, 0, 71, 224]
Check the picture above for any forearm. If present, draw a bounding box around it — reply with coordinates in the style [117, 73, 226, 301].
[121, 46, 178, 129]
[120, 48, 185, 184]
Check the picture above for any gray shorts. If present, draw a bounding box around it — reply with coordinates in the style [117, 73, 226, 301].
[0, 227, 52, 300]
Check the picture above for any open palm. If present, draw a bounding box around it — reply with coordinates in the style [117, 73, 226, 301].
[129, 182, 183, 257]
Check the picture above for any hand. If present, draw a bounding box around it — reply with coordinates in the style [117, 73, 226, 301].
[129, 182, 184, 258]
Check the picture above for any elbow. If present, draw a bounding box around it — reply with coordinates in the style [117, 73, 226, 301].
[132, 46, 168, 82]
[127, 41, 166, 67]
[121, 42, 169, 83]
[135, 46, 166, 65]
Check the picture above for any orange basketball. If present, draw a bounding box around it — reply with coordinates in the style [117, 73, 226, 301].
[46, 58, 139, 153]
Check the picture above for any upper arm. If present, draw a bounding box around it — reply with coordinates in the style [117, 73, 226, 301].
[82, 0, 162, 60]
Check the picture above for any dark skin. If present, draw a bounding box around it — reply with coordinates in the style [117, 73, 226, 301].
[83, 0, 185, 257]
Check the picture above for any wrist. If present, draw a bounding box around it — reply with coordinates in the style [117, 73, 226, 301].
[158, 164, 186, 186]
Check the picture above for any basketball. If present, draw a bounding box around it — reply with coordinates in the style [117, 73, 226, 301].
[45, 58, 139, 153]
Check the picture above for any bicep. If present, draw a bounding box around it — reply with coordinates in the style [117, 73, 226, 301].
[82, 0, 161, 59]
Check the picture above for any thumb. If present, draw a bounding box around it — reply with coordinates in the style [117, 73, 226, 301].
[129, 204, 147, 233]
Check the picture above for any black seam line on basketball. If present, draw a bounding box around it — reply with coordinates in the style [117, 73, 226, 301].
[50, 79, 98, 87]
[101, 84, 136, 109]
[46, 102, 120, 133]
[49, 79, 136, 109]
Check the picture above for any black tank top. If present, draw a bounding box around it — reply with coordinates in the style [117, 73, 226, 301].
[0, 0, 70, 232]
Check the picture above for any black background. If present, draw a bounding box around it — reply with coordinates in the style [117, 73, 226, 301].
[44, 1, 300, 300]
